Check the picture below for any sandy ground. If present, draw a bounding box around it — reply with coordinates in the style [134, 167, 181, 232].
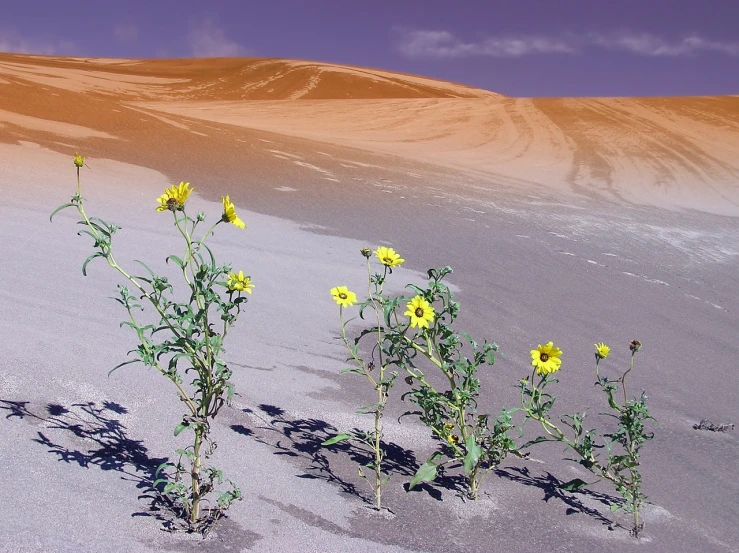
[0, 54, 738, 553]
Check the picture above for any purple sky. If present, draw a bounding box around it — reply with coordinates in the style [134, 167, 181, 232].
[2, 0, 738, 97]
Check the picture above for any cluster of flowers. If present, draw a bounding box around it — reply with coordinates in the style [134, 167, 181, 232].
[74, 152, 254, 297]
[332, 247, 614, 375]
[330, 247, 434, 329]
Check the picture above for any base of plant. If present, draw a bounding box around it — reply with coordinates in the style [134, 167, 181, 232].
[154, 491, 240, 536]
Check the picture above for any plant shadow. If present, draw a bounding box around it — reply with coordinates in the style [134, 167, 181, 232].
[0, 398, 174, 526]
[233, 403, 465, 505]
[496, 465, 622, 529]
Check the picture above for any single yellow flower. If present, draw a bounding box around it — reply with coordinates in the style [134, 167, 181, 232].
[531, 341, 563, 375]
[227, 271, 254, 293]
[156, 182, 193, 212]
[73, 152, 85, 168]
[330, 286, 357, 308]
[443, 422, 455, 433]
[404, 295, 435, 329]
[222, 195, 246, 228]
[595, 342, 610, 359]
[446, 434, 460, 445]
[375, 246, 404, 267]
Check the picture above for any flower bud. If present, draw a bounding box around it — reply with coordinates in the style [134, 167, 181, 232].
[360, 247, 372, 258]
[629, 340, 642, 353]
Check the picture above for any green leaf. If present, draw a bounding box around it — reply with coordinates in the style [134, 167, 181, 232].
[340, 367, 366, 375]
[520, 435, 552, 449]
[321, 433, 352, 446]
[408, 455, 440, 489]
[166, 254, 185, 268]
[174, 422, 190, 436]
[152, 478, 169, 489]
[108, 358, 139, 376]
[49, 202, 75, 222]
[133, 259, 157, 279]
[559, 478, 588, 492]
[81, 252, 102, 276]
[356, 403, 379, 414]
[463, 434, 482, 476]
[201, 242, 217, 270]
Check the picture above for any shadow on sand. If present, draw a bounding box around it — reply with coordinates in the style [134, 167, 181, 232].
[232, 403, 467, 505]
[496, 465, 622, 529]
[0, 399, 174, 524]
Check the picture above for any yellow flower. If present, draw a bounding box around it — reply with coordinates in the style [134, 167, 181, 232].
[530, 341, 563, 375]
[375, 246, 404, 267]
[446, 434, 460, 445]
[73, 152, 85, 168]
[330, 286, 357, 308]
[156, 182, 193, 212]
[404, 295, 435, 329]
[595, 342, 610, 359]
[222, 195, 246, 228]
[227, 271, 254, 294]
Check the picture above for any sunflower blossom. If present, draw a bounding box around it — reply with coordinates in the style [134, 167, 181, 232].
[531, 341, 563, 375]
[222, 195, 246, 228]
[330, 286, 357, 308]
[595, 342, 610, 359]
[375, 246, 404, 267]
[404, 295, 435, 329]
[156, 182, 193, 212]
[227, 271, 254, 294]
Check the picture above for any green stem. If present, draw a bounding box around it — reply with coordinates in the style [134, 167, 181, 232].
[370, 261, 386, 510]
[374, 401, 383, 510]
[621, 353, 635, 406]
[191, 427, 203, 525]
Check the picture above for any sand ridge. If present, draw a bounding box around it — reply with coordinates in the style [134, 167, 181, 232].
[1, 52, 738, 215]
[139, 95, 739, 215]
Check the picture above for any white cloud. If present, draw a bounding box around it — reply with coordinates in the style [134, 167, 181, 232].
[589, 32, 739, 56]
[0, 29, 77, 56]
[396, 28, 739, 59]
[397, 29, 575, 58]
[114, 24, 138, 44]
[189, 18, 250, 57]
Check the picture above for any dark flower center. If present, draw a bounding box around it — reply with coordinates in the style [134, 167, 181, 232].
[383, 257, 393, 264]
[339, 293, 347, 300]
[415, 307, 424, 317]
[540, 353, 549, 362]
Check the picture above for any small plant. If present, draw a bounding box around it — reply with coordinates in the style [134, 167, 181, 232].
[51, 153, 251, 531]
[519, 340, 654, 537]
[398, 267, 521, 500]
[326, 255, 520, 503]
[323, 246, 405, 511]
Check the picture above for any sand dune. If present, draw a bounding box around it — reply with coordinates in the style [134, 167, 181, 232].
[1, 52, 738, 215]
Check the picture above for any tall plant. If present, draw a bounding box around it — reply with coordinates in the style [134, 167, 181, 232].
[51, 153, 252, 530]
[520, 340, 654, 536]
